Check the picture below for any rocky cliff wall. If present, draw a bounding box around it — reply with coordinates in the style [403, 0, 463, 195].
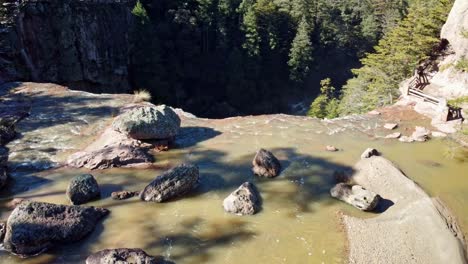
[0, 0, 135, 92]
[430, 0, 468, 98]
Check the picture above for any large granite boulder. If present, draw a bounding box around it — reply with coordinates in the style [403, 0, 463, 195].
[252, 149, 281, 178]
[140, 164, 199, 202]
[223, 182, 261, 216]
[330, 183, 380, 211]
[66, 174, 101, 205]
[86, 248, 173, 264]
[3, 201, 109, 256]
[113, 106, 181, 140]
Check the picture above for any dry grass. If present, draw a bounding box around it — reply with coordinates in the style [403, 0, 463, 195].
[133, 89, 152, 103]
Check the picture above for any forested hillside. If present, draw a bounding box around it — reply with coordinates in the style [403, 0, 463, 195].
[129, 0, 410, 117]
[309, 0, 454, 118]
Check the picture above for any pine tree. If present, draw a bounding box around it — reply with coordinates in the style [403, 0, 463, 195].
[288, 16, 313, 82]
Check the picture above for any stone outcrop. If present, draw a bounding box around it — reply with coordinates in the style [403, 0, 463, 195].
[3, 201, 109, 256]
[344, 156, 466, 263]
[223, 182, 261, 216]
[330, 183, 380, 211]
[68, 127, 154, 170]
[112, 105, 181, 140]
[140, 164, 199, 202]
[0, 0, 135, 90]
[252, 149, 281, 178]
[66, 174, 101, 205]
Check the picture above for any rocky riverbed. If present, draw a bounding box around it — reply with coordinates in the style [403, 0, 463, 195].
[0, 82, 467, 263]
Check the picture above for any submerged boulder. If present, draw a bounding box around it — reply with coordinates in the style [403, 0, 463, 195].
[66, 174, 101, 205]
[0, 147, 8, 189]
[252, 149, 281, 178]
[223, 182, 261, 215]
[330, 183, 380, 211]
[112, 105, 181, 140]
[361, 148, 379, 159]
[86, 248, 172, 264]
[3, 201, 109, 256]
[140, 164, 199, 202]
[0, 167, 8, 190]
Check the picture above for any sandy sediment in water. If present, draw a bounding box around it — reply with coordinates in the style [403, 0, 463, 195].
[344, 156, 466, 264]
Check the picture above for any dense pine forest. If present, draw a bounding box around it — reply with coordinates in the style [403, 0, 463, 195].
[129, 0, 452, 118]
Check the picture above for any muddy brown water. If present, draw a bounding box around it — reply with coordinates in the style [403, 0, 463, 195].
[0, 84, 467, 263]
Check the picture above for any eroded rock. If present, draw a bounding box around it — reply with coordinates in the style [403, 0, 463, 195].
[66, 174, 100, 205]
[140, 164, 199, 202]
[86, 248, 172, 264]
[361, 148, 379, 159]
[111, 190, 139, 200]
[223, 182, 261, 216]
[252, 149, 281, 178]
[384, 123, 398, 130]
[326, 145, 338, 152]
[330, 183, 380, 211]
[68, 145, 153, 170]
[113, 105, 181, 140]
[3, 201, 109, 256]
[385, 132, 401, 139]
[412, 126, 430, 142]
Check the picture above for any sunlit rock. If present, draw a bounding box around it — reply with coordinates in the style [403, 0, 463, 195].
[384, 123, 398, 130]
[223, 182, 261, 216]
[113, 105, 181, 140]
[330, 183, 380, 211]
[411, 126, 431, 142]
[3, 201, 109, 256]
[326, 145, 339, 152]
[66, 174, 101, 205]
[252, 149, 281, 178]
[140, 164, 199, 202]
[385, 132, 401, 139]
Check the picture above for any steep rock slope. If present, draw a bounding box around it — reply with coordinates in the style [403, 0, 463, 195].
[0, 0, 135, 91]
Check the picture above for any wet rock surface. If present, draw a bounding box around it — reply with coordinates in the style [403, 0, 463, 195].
[330, 183, 380, 211]
[3, 201, 109, 256]
[113, 105, 181, 140]
[140, 164, 199, 202]
[223, 182, 261, 216]
[66, 174, 101, 205]
[111, 190, 139, 200]
[86, 248, 173, 264]
[412, 126, 431, 142]
[252, 149, 281, 178]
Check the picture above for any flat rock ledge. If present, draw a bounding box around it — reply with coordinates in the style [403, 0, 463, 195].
[68, 127, 154, 170]
[86, 248, 173, 264]
[343, 156, 466, 264]
[3, 201, 109, 257]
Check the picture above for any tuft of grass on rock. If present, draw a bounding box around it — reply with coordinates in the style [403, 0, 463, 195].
[455, 58, 468, 72]
[133, 89, 152, 103]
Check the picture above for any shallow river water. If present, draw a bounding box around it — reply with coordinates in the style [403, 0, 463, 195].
[0, 84, 467, 264]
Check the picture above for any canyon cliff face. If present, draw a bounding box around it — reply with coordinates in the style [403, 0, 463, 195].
[0, 0, 135, 92]
[430, 0, 468, 98]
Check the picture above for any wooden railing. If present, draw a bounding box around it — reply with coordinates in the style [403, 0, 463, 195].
[407, 76, 440, 105]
